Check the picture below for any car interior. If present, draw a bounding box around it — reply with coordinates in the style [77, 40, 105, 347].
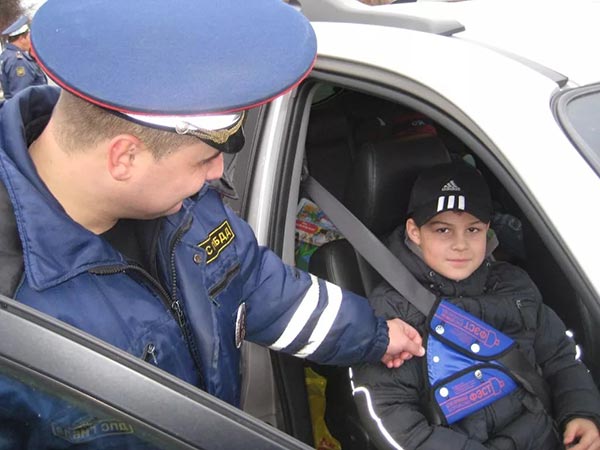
[282, 82, 600, 449]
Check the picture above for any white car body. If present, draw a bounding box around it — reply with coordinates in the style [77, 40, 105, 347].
[238, 1, 600, 444]
[308, 19, 600, 294]
[248, 0, 600, 296]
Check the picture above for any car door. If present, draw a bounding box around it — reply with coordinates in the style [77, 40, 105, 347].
[233, 18, 600, 448]
[0, 294, 313, 449]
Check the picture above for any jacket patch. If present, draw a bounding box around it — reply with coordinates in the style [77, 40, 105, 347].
[198, 220, 235, 264]
[15, 66, 26, 77]
[52, 418, 134, 443]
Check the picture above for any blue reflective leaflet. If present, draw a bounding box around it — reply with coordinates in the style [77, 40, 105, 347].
[433, 367, 517, 424]
[427, 300, 518, 424]
[430, 300, 514, 357]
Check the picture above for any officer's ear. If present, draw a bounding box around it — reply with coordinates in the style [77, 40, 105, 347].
[406, 218, 422, 247]
[106, 134, 146, 181]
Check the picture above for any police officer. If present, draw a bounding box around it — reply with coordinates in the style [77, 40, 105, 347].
[0, 0, 424, 447]
[0, 15, 47, 99]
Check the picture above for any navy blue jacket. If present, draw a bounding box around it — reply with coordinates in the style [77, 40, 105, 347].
[0, 43, 47, 99]
[0, 86, 389, 448]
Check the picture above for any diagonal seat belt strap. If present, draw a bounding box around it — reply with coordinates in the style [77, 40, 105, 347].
[497, 345, 553, 412]
[304, 176, 436, 316]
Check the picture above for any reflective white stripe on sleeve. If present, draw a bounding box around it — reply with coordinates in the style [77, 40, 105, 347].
[294, 281, 342, 358]
[269, 274, 320, 351]
[349, 368, 406, 450]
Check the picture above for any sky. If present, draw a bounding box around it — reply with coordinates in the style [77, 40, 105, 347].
[22, 0, 45, 15]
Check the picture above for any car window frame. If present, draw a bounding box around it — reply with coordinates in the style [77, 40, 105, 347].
[307, 57, 599, 305]
[244, 54, 600, 375]
[553, 82, 600, 179]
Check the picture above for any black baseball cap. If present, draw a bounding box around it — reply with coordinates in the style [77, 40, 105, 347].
[407, 161, 492, 227]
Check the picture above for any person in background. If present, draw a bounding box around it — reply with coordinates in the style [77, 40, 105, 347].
[0, 15, 47, 99]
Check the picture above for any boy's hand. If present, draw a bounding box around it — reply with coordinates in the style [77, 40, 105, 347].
[381, 318, 425, 368]
[564, 417, 600, 449]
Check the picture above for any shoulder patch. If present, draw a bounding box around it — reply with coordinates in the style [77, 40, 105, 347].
[15, 66, 26, 77]
[198, 220, 235, 264]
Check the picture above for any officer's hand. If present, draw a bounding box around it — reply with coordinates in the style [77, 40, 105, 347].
[381, 318, 425, 369]
[564, 417, 600, 450]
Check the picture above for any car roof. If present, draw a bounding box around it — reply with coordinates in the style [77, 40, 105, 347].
[298, 0, 600, 86]
[389, 0, 600, 86]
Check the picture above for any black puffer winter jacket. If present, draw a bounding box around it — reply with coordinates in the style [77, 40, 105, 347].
[352, 226, 600, 450]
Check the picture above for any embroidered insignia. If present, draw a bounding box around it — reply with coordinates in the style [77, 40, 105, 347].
[16, 51, 23, 59]
[15, 66, 26, 77]
[197, 220, 235, 264]
[235, 302, 246, 348]
[52, 418, 134, 443]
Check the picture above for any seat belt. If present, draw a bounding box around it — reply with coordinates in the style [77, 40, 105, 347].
[304, 180, 435, 315]
[303, 175, 552, 422]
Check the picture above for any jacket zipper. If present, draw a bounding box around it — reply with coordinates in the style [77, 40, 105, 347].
[167, 216, 206, 389]
[141, 342, 158, 365]
[208, 263, 240, 299]
[168, 218, 192, 328]
[90, 214, 206, 389]
[90, 263, 173, 311]
[515, 298, 535, 331]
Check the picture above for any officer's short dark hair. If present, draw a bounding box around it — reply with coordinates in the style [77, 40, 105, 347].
[54, 91, 200, 159]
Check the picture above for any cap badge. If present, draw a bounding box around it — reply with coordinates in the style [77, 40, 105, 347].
[441, 180, 461, 192]
[175, 111, 245, 145]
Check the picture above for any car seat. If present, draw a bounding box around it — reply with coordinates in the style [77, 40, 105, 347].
[307, 134, 451, 449]
[305, 95, 355, 202]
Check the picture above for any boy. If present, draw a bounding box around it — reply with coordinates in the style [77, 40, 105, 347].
[352, 161, 600, 449]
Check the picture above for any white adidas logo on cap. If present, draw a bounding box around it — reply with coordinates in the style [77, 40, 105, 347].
[441, 180, 461, 191]
[437, 180, 464, 212]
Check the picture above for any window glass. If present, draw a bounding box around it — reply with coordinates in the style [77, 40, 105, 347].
[565, 90, 600, 153]
[0, 371, 164, 449]
[556, 84, 600, 177]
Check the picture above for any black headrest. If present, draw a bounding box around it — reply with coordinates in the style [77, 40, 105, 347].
[343, 135, 451, 236]
[306, 108, 351, 147]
